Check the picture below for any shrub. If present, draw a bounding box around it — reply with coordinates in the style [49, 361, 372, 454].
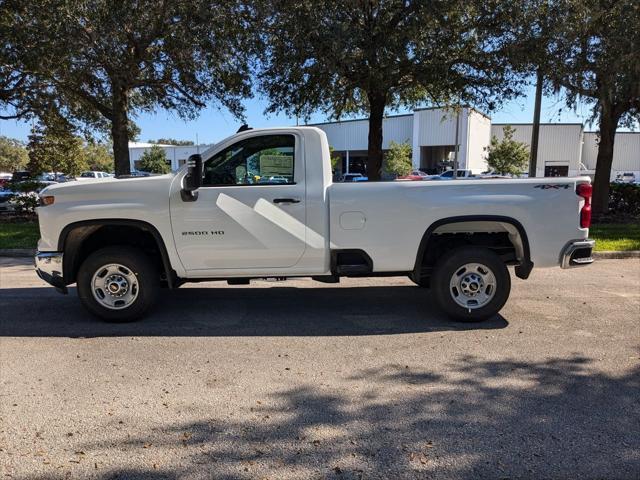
[5, 180, 48, 217]
[608, 183, 640, 216]
[485, 125, 529, 175]
[11, 191, 39, 215]
[138, 146, 171, 174]
[383, 141, 413, 177]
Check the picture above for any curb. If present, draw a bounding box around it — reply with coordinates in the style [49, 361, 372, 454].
[593, 250, 640, 259]
[0, 248, 36, 257]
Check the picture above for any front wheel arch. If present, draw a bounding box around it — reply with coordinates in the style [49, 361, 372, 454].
[59, 219, 176, 288]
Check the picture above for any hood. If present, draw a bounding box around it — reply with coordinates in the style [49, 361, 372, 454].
[40, 173, 176, 196]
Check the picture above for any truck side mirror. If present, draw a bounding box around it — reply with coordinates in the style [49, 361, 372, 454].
[181, 154, 203, 202]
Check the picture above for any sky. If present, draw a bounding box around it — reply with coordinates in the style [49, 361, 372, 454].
[0, 84, 635, 145]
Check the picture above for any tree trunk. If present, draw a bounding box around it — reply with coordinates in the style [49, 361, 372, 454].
[366, 92, 386, 181]
[529, 68, 543, 177]
[592, 101, 620, 216]
[111, 87, 131, 176]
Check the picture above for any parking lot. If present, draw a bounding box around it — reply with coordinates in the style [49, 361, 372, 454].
[1, 258, 639, 479]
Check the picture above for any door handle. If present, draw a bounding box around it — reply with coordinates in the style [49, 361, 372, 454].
[273, 198, 301, 204]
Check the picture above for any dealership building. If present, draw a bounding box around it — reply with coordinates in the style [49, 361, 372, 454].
[312, 108, 640, 179]
[129, 107, 639, 180]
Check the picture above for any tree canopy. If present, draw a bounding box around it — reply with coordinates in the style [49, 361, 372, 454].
[0, 0, 255, 175]
[0, 136, 28, 173]
[259, 0, 522, 180]
[84, 142, 114, 173]
[27, 113, 88, 177]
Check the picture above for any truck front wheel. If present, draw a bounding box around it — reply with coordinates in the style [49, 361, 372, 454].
[77, 246, 159, 322]
[431, 246, 510, 322]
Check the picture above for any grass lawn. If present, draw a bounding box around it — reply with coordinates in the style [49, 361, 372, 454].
[590, 223, 640, 252]
[0, 220, 638, 252]
[0, 221, 39, 249]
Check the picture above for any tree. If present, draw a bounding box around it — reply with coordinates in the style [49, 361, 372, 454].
[504, 0, 562, 178]
[259, 0, 521, 180]
[485, 126, 529, 175]
[147, 138, 195, 146]
[84, 142, 114, 172]
[383, 141, 413, 177]
[1, 0, 254, 176]
[138, 146, 171, 174]
[544, 0, 640, 215]
[0, 136, 28, 172]
[27, 113, 88, 177]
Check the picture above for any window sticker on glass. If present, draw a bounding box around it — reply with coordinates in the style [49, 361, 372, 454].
[260, 155, 293, 177]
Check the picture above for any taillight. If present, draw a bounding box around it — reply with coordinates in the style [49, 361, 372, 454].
[576, 183, 592, 228]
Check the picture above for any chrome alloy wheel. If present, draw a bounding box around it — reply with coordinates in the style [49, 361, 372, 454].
[91, 263, 139, 310]
[449, 262, 497, 310]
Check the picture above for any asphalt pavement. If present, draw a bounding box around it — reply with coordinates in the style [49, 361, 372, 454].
[1, 258, 639, 479]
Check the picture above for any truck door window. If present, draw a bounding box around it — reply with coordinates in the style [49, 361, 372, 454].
[203, 135, 295, 186]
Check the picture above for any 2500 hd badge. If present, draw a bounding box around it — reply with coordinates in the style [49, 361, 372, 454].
[181, 230, 224, 236]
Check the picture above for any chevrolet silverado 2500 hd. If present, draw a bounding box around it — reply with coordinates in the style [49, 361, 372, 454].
[34, 127, 595, 322]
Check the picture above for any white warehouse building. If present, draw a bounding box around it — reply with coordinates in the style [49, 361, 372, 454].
[311, 107, 640, 180]
[128, 107, 639, 180]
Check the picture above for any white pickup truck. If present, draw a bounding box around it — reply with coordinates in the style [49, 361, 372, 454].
[35, 127, 595, 323]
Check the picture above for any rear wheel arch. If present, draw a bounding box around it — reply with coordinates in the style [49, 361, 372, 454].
[412, 215, 533, 285]
[58, 219, 175, 287]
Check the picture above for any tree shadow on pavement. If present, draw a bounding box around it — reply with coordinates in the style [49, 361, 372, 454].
[0, 285, 508, 337]
[16, 355, 639, 479]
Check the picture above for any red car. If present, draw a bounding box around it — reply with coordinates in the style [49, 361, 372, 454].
[398, 170, 429, 181]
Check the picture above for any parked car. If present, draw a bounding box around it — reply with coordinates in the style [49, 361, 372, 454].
[614, 172, 636, 184]
[398, 170, 430, 181]
[126, 170, 151, 177]
[76, 171, 111, 180]
[35, 126, 595, 323]
[0, 188, 16, 214]
[0, 173, 12, 188]
[37, 172, 70, 183]
[434, 169, 475, 180]
[11, 171, 32, 182]
[340, 173, 368, 182]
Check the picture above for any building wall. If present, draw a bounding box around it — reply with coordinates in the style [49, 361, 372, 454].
[414, 108, 460, 146]
[129, 144, 213, 171]
[466, 111, 491, 173]
[582, 132, 640, 180]
[314, 115, 413, 152]
[491, 124, 584, 176]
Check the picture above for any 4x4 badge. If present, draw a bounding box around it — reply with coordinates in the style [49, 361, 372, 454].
[534, 184, 570, 190]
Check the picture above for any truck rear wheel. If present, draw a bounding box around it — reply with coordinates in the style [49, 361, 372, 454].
[431, 246, 510, 322]
[77, 246, 159, 322]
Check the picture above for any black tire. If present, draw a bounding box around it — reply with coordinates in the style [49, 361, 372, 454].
[431, 246, 510, 322]
[77, 246, 159, 322]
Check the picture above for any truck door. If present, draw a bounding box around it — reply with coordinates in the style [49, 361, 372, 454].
[170, 132, 307, 271]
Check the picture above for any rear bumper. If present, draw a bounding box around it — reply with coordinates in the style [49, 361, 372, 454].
[560, 239, 595, 269]
[34, 251, 67, 293]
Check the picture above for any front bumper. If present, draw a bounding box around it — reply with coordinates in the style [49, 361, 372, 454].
[34, 251, 67, 293]
[560, 239, 595, 268]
